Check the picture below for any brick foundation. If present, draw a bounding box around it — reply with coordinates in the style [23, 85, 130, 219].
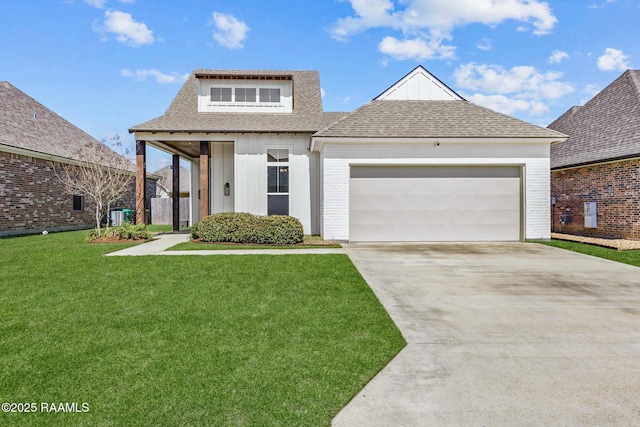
[550, 158, 640, 240]
[0, 151, 153, 236]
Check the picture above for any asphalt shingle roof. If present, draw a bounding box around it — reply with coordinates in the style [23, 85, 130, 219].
[314, 100, 567, 139]
[549, 70, 640, 169]
[130, 70, 347, 134]
[0, 81, 130, 169]
[152, 165, 191, 194]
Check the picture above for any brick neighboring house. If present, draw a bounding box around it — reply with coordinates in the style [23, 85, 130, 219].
[548, 70, 640, 240]
[0, 81, 154, 236]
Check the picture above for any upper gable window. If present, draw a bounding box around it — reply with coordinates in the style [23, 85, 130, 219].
[260, 88, 280, 103]
[235, 88, 256, 102]
[211, 87, 232, 102]
[199, 78, 292, 113]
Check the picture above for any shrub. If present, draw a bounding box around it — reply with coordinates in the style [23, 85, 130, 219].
[194, 212, 303, 244]
[86, 222, 152, 242]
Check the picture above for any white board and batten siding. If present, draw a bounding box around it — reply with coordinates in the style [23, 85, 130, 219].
[197, 79, 293, 113]
[234, 134, 319, 234]
[375, 67, 462, 101]
[320, 142, 552, 242]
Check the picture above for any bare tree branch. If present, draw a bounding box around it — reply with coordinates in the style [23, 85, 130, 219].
[51, 134, 135, 235]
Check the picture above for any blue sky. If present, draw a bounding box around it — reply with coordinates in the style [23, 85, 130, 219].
[1, 0, 638, 171]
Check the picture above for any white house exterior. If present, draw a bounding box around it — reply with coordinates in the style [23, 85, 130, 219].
[130, 66, 566, 242]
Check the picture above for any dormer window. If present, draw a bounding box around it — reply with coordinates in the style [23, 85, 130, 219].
[199, 76, 292, 113]
[235, 88, 256, 102]
[260, 88, 280, 103]
[211, 87, 231, 102]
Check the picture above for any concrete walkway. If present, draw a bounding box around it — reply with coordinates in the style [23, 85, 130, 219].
[335, 242, 640, 426]
[105, 233, 345, 256]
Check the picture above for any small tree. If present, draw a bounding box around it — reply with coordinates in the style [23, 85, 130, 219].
[53, 134, 135, 235]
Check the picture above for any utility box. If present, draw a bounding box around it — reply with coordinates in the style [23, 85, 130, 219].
[584, 202, 597, 228]
[110, 210, 125, 226]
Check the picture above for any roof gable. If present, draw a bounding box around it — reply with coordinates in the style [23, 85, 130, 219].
[549, 70, 640, 169]
[0, 81, 130, 168]
[129, 69, 335, 134]
[375, 65, 463, 101]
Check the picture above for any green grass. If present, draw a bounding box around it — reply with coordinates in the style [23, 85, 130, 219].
[0, 231, 404, 426]
[145, 224, 189, 233]
[538, 239, 640, 267]
[168, 241, 342, 251]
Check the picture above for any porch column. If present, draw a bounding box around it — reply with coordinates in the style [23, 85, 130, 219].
[135, 140, 146, 224]
[172, 154, 180, 231]
[200, 141, 209, 219]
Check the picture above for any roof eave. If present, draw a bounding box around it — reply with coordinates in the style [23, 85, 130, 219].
[311, 136, 567, 152]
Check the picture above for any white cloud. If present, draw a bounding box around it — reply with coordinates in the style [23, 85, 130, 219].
[589, 0, 616, 9]
[581, 83, 602, 104]
[597, 48, 629, 71]
[121, 69, 189, 84]
[454, 62, 575, 117]
[211, 12, 250, 49]
[84, 0, 107, 8]
[320, 88, 326, 98]
[378, 36, 455, 61]
[548, 50, 569, 64]
[94, 10, 155, 47]
[476, 38, 492, 52]
[584, 83, 602, 98]
[331, 0, 558, 62]
[81, 0, 134, 8]
[466, 93, 548, 116]
[455, 63, 575, 100]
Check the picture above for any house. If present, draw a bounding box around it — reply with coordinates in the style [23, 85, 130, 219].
[150, 165, 191, 226]
[0, 81, 154, 236]
[129, 66, 566, 241]
[152, 165, 191, 198]
[549, 70, 640, 240]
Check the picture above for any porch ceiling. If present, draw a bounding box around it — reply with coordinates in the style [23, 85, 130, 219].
[150, 140, 201, 158]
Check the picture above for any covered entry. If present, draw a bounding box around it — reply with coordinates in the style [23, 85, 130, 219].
[349, 165, 522, 242]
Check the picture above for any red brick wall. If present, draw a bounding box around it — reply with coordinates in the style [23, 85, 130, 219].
[550, 158, 640, 239]
[0, 151, 158, 236]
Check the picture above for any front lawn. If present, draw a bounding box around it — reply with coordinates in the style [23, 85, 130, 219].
[538, 239, 640, 267]
[0, 231, 404, 426]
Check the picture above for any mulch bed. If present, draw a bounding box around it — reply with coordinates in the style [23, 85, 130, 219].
[551, 233, 640, 250]
[88, 237, 153, 243]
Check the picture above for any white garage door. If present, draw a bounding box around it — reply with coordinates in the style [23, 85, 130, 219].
[349, 166, 522, 242]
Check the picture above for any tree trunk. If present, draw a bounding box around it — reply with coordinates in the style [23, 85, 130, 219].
[95, 204, 101, 235]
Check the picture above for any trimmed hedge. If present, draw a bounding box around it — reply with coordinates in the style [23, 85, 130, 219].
[193, 212, 304, 244]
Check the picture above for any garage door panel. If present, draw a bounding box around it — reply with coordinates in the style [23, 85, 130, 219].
[349, 166, 521, 242]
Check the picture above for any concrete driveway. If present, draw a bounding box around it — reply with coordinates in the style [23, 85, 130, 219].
[334, 243, 640, 426]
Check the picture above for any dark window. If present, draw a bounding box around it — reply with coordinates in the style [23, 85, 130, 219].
[235, 87, 256, 102]
[211, 87, 232, 102]
[259, 88, 280, 103]
[268, 195, 288, 215]
[73, 194, 84, 211]
[268, 166, 289, 193]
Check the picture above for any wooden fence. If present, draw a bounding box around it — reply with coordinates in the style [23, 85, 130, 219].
[150, 198, 190, 226]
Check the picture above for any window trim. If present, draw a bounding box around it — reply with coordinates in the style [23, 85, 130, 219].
[266, 148, 290, 215]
